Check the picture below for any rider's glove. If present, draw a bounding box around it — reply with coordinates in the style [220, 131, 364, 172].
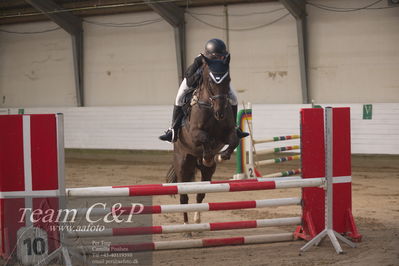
[193, 54, 203, 68]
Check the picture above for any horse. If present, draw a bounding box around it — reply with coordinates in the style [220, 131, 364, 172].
[167, 54, 239, 232]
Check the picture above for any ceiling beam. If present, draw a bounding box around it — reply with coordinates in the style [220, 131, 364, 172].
[25, 0, 85, 106]
[280, 0, 309, 104]
[146, 1, 184, 27]
[279, 0, 306, 19]
[72, 32, 84, 108]
[146, 1, 186, 84]
[25, 0, 82, 35]
[296, 17, 309, 105]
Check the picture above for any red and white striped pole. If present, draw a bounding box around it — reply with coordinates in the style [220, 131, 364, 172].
[82, 233, 295, 253]
[66, 178, 324, 197]
[68, 217, 301, 238]
[76, 197, 301, 216]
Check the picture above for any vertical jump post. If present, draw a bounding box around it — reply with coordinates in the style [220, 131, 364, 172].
[300, 107, 356, 254]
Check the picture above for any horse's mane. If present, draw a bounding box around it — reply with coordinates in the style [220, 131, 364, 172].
[197, 63, 210, 93]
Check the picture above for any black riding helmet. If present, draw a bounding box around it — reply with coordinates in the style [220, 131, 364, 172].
[204, 38, 227, 59]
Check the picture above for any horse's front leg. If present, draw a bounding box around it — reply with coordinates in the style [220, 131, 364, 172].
[202, 144, 215, 167]
[180, 194, 192, 238]
[192, 128, 214, 167]
[194, 163, 216, 224]
[219, 129, 240, 161]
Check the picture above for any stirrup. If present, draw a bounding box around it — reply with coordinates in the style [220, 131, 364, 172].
[236, 128, 249, 139]
[171, 128, 176, 142]
[238, 131, 250, 139]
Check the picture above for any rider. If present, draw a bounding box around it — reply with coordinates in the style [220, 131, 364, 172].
[159, 38, 249, 142]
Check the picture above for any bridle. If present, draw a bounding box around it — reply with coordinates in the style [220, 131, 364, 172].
[194, 66, 230, 110]
[205, 74, 229, 110]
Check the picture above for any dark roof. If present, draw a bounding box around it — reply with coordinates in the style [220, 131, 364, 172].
[0, 0, 276, 25]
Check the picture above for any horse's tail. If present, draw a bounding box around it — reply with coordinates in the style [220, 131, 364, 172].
[166, 165, 177, 184]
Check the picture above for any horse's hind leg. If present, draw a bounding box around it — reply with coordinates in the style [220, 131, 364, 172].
[194, 162, 216, 224]
[180, 194, 189, 224]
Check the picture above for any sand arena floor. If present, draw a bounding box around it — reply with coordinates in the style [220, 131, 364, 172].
[56, 150, 399, 266]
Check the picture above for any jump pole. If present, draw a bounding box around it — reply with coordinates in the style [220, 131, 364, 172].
[68, 217, 301, 238]
[0, 107, 361, 263]
[234, 106, 252, 179]
[255, 145, 300, 156]
[253, 135, 300, 145]
[80, 233, 295, 253]
[75, 197, 302, 216]
[262, 169, 301, 178]
[255, 155, 301, 167]
[66, 178, 324, 197]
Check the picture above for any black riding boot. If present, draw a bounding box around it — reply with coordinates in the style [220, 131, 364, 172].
[159, 105, 184, 142]
[232, 105, 250, 139]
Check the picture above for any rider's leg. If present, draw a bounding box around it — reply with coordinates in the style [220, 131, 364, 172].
[159, 79, 187, 142]
[229, 86, 249, 139]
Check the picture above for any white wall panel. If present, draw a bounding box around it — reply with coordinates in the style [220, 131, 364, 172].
[0, 0, 397, 107]
[250, 104, 305, 152]
[185, 6, 227, 61]
[185, 3, 301, 104]
[307, 0, 399, 103]
[228, 3, 301, 104]
[4, 105, 173, 150]
[0, 21, 76, 107]
[320, 103, 399, 154]
[83, 12, 178, 106]
[1, 103, 398, 154]
[250, 103, 399, 155]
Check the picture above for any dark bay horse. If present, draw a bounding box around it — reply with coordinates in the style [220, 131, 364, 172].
[167, 54, 239, 228]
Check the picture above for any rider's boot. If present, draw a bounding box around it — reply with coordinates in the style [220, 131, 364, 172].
[159, 105, 184, 142]
[232, 105, 249, 139]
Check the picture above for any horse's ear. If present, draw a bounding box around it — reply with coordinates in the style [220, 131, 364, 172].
[200, 53, 209, 64]
[224, 53, 230, 65]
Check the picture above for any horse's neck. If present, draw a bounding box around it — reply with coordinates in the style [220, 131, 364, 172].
[197, 71, 211, 101]
[197, 84, 210, 101]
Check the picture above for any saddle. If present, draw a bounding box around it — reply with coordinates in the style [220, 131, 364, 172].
[180, 87, 196, 126]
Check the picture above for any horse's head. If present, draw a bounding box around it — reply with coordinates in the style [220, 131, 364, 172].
[201, 53, 231, 121]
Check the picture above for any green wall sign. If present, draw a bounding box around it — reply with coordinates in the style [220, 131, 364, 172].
[363, 104, 372, 120]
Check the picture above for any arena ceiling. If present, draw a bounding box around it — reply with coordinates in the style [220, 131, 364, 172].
[0, 0, 278, 25]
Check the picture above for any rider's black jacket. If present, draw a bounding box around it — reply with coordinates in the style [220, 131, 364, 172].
[185, 56, 203, 88]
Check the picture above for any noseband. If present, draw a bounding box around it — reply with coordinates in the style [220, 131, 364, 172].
[206, 85, 229, 109]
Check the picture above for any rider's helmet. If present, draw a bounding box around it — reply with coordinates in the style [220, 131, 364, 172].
[204, 38, 228, 59]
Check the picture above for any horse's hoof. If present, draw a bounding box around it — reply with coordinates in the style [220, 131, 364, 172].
[214, 154, 223, 163]
[183, 232, 193, 238]
[193, 212, 201, 224]
[202, 158, 214, 167]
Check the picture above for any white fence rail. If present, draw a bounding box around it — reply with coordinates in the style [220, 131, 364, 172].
[1, 103, 398, 154]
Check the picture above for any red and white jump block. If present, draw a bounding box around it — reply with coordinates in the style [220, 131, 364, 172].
[0, 114, 67, 265]
[297, 107, 361, 242]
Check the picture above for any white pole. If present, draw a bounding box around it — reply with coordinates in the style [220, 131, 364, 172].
[247, 102, 255, 178]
